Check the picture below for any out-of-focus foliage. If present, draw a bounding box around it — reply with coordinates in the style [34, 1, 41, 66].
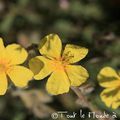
[0, 0, 120, 120]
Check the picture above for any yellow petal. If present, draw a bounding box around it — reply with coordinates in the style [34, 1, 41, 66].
[0, 38, 5, 50]
[7, 66, 33, 87]
[66, 65, 89, 86]
[46, 71, 70, 95]
[100, 87, 120, 109]
[29, 56, 53, 80]
[62, 44, 88, 63]
[0, 73, 8, 95]
[6, 44, 28, 65]
[39, 34, 62, 59]
[112, 100, 120, 109]
[98, 67, 120, 88]
[0, 38, 5, 58]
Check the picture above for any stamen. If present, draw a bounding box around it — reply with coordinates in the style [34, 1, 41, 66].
[50, 57, 68, 71]
[62, 51, 74, 63]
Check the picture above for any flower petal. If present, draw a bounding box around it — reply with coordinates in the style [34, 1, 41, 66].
[97, 67, 120, 88]
[46, 71, 70, 95]
[62, 44, 88, 63]
[0, 38, 5, 50]
[29, 56, 53, 80]
[39, 34, 62, 59]
[7, 66, 33, 87]
[66, 65, 89, 86]
[0, 73, 8, 95]
[101, 87, 120, 109]
[6, 44, 28, 65]
[0, 38, 5, 58]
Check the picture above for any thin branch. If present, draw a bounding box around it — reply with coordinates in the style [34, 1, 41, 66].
[71, 87, 114, 120]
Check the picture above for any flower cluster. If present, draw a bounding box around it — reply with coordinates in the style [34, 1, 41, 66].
[0, 34, 119, 109]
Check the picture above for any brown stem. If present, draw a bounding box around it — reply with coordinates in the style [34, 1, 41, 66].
[71, 87, 114, 120]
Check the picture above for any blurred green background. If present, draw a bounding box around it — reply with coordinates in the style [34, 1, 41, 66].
[0, 0, 120, 120]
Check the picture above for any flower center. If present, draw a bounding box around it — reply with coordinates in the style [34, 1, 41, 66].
[0, 59, 11, 73]
[51, 58, 67, 71]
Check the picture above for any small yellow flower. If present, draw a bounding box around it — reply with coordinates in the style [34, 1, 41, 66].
[29, 34, 89, 95]
[98, 67, 120, 109]
[0, 38, 33, 95]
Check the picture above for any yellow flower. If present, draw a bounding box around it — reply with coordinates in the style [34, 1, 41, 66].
[29, 34, 89, 95]
[0, 38, 33, 95]
[98, 67, 120, 109]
